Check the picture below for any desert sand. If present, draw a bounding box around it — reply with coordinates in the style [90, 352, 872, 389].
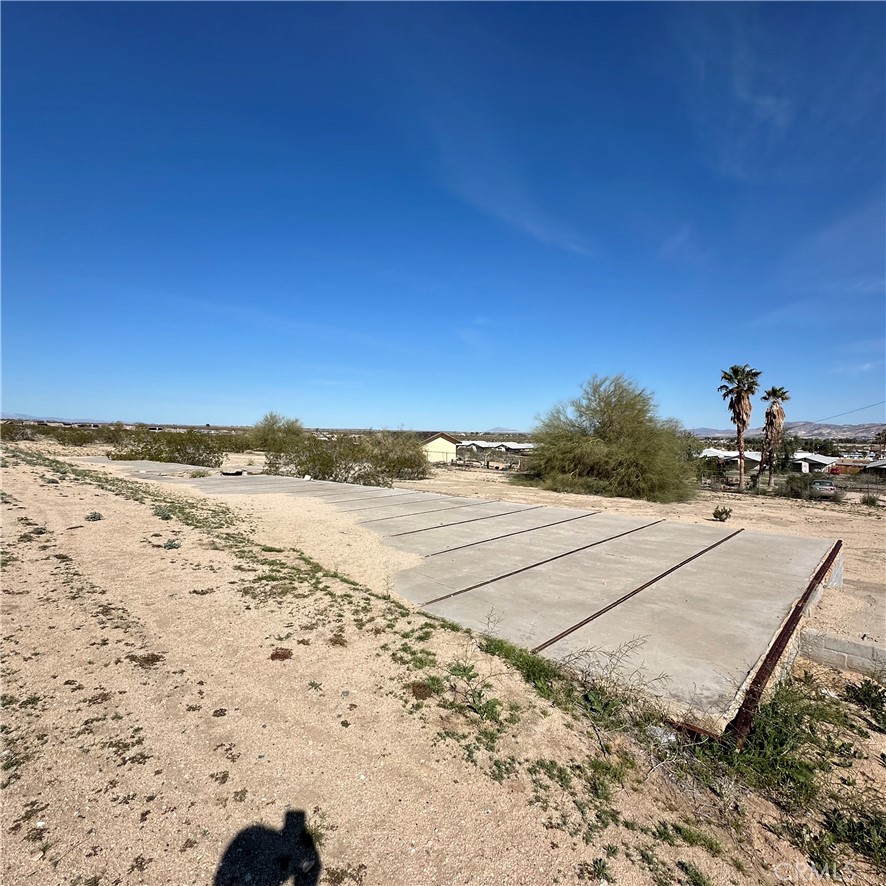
[2, 443, 884, 885]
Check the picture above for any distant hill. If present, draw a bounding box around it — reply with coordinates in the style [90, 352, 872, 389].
[689, 422, 884, 441]
[484, 426, 524, 435]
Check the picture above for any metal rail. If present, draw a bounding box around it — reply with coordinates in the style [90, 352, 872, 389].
[726, 539, 844, 747]
[426, 511, 600, 557]
[386, 505, 538, 536]
[358, 500, 493, 524]
[532, 528, 744, 653]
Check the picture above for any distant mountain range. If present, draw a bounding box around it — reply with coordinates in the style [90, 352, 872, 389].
[2, 412, 109, 423]
[5, 413, 881, 442]
[689, 422, 885, 441]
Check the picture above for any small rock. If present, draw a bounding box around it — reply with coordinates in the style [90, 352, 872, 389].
[646, 725, 677, 746]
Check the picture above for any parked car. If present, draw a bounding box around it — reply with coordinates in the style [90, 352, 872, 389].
[810, 479, 837, 497]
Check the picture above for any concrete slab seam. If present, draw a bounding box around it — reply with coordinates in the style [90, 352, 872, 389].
[357, 500, 493, 524]
[425, 511, 602, 557]
[532, 527, 744, 653]
[422, 518, 667, 607]
[387, 505, 539, 537]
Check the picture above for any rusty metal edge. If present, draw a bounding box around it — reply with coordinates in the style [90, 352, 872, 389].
[726, 539, 844, 748]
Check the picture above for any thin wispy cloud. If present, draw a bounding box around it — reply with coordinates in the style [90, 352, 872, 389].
[837, 338, 886, 356]
[427, 106, 595, 256]
[673, 6, 884, 183]
[178, 297, 420, 358]
[657, 223, 714, 265]
[779, 201, 886, 296]
[828, 360, 884, 376]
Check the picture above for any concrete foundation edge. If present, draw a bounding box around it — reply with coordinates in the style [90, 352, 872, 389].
[799, 628, 885, 677]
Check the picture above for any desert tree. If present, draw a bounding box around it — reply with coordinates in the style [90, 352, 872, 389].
[250, 411, 305, 452]
[529, 374, 694, 503]
[758, 386, 790, 489]
[718, 364, 762, 490]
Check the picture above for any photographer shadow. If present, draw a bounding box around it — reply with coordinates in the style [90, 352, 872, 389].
[214, 809, 320, 886]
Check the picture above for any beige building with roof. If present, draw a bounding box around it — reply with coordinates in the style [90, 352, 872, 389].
[421, 432, 459, 464]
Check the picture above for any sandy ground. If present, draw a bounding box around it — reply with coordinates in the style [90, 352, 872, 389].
[7, 444, 882, 885]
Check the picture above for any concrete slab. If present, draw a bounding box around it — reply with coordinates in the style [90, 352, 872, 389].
[85, 457, 841, 735]
[351, 497, 484, 520]
[395, 514, 667, 596]
[541, 532, 836, 730]
[370, 502, 537, 540]
[335, 493, 453, 513]
[418, 522, 737, 635]
[399, 506, 601, 557]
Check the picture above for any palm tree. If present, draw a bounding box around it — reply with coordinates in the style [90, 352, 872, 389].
[758, 386, 790, 489]
[718, 364, 762, 490]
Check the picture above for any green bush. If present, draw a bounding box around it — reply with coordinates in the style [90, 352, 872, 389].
[712, 506, 732, 522]
[265, 431, 429, 486]
[861, 493, 881, 507]
[221, 432, 252, 453]
[1, 421, 132, 447]
[527, 375, 695, 503]
[250, 412, 305, 452]
[110, 429, 226, 467]
[1, 423, 36, 442]
[777, 474, 814, 500]
[361, 431, 430, 481]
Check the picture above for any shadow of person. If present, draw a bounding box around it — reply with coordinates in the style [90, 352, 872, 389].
[214, 809, 321, 886]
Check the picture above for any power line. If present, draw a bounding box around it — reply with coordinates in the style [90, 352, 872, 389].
[812, 401, 886, 423]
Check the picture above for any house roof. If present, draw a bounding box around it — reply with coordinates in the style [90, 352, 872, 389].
[793, 452, 840, 465]
[864, 458, 886, 470]
[460, 440, 536, 450]
[421, 432, 461, 445]
[700, 448, 762, 461]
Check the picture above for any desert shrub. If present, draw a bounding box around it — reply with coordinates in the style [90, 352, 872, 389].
[712, 506, 732, 522]
[777, 474, 813, 500]
[93, 423, 128, 445]
[861, 493, 881, 507]
[250, 412, 305, 452]
[265, 431, 429, 486]
[361, 431, 429, 480]
[527, 375, 694, 503]
[1, 423, 36, 442]
[52, 427, 100, 447]
[110, 429, 226, 467]
[266, 434, 363, 482]
[694, 456, 723, 483]
[221, 432, 252, 453]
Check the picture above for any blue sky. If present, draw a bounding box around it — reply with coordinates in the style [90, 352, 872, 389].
[3, 2, 884, 430]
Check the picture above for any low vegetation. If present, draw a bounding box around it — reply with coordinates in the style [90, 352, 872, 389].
[693, 673, 886, 876]
[262, 418, 429, 486]
[522, 375, 695, 503]
[109, 428, 227, 467]
[249, 411, 305, 452]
